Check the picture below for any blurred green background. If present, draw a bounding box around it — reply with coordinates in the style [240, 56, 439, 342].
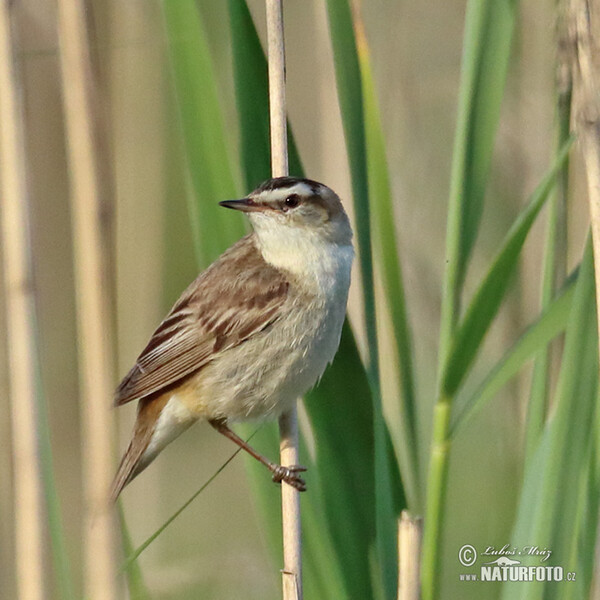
[0, 0, 593, 599]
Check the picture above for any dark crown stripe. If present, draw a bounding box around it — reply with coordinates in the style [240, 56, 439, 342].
[255, 176, 322, 194]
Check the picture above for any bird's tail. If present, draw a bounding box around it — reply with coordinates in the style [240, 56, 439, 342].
[111, 393, 196, 501]
[111, 438, 147, 502]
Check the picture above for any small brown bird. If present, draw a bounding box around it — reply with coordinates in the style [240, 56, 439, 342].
[111, 177, 354, 499]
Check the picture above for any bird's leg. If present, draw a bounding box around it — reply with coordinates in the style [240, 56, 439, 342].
[208, 418, 307, 492]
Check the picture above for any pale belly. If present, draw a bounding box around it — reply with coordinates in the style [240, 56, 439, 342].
[185, 295, 347, 421]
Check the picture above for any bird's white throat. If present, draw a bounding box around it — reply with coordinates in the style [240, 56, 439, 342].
[251, 219, 354, 295]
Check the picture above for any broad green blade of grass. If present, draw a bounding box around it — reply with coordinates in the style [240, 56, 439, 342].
[162, 0, 245, 264]
[325, 1, 398, 596]
[298, 436, 352, 600]
[304, 322, 379, 600]
[449, 273, 576, 436]
[438, 0, 517, 370]
[501, 238, 598, 600]
[441, 139, 573, 397]
[355, 11, 420, 512]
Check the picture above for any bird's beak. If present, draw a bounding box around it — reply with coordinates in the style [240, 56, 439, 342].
[219, 198, 263, 212]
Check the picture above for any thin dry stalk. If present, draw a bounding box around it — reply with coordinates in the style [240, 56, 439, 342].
[56, 1, 118, 598]
[397, 511, 423, 600]
[0, 3, 46, 599]
[265, 1, 302, 598]
[569, 0, 600, 338]
[278, 411, 302, 600]
[266, 0, 289, 177]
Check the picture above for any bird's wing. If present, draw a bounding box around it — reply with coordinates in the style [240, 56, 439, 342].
[114, 235, 290, 405]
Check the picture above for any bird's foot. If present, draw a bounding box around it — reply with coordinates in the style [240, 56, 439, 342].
[270, 464, 307, 492]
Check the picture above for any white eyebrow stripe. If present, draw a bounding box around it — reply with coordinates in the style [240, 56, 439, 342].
[255, 182, 315, 202]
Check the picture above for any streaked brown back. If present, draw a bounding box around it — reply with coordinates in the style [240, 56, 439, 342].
[114, 234, 290, 405]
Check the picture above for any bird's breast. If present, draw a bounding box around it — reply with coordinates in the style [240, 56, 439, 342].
[189, 242, 353, 421]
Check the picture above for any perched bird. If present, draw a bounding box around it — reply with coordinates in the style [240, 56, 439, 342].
[111, 177, 354, 499]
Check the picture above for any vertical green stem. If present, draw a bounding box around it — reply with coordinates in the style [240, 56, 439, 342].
[421, 398, 451, 600]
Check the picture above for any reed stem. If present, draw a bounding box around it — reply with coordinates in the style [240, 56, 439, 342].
[265, 1, 302, 598]
[0, 3, 45, 598]
[57, 0, 118, 597]
[397, 511, 423, 600]
[266, 0, 289, 178]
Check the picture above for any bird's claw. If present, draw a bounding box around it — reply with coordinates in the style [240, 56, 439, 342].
[271, 464, 307, 492]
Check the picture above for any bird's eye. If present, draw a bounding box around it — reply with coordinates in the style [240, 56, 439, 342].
[283, 194, 300, 210]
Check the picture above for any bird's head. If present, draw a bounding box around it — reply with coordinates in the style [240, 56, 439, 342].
[220, 177, 353, 248]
